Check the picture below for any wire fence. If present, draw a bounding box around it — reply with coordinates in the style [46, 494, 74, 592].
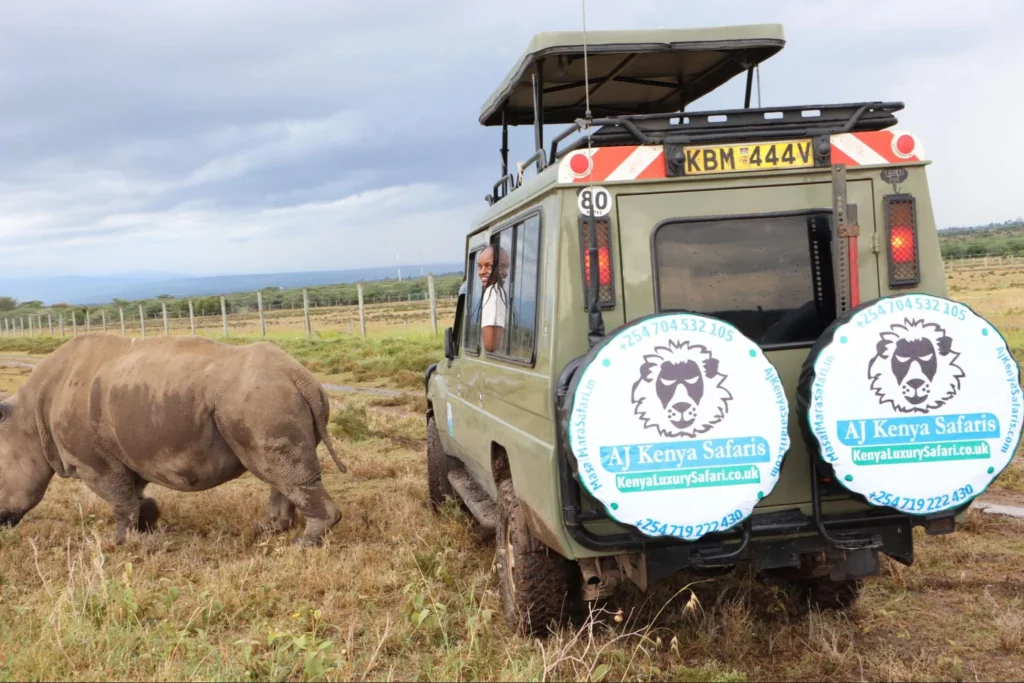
[1, 278, 457, 341]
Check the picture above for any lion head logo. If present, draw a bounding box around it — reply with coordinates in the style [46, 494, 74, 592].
[630, 340, 732, 438]
[867, 318, 965, 414]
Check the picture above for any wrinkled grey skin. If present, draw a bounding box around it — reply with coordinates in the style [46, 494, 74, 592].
[0, 334, 348, 546]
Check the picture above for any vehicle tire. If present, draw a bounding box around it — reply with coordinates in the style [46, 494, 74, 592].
[796, 577, 863, 611]
[495, 479, 578, 636]
[426, 416, 454, 511]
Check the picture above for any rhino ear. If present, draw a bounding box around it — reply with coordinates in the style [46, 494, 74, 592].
[0, 402, 9, 424]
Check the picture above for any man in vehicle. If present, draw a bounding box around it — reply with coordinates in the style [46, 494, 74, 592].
[477, 244, 509, 352]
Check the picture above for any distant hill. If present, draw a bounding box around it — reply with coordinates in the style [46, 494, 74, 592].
[940, 217, 1024, 233]
[0, 264, 463, 306]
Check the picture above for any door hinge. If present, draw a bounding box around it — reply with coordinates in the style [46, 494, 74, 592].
[871, 231, 881, 254]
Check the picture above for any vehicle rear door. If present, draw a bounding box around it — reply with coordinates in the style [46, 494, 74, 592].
[613, 175, 879, 508]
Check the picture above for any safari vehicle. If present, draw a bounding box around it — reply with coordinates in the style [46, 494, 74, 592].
[423, 24, 1023, 635]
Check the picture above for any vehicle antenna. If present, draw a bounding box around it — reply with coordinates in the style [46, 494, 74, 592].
[580, 0, 604, 348]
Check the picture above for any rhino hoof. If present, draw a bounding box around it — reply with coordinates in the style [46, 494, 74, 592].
[290, 535, 324, 548]
[138, 498, 161, 533]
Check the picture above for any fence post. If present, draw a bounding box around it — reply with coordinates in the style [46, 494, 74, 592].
[119, 307, 125, 336]
[302, 288, 311, 338]
[221, 297, 228, 337]
[357, 284, 367, 337]
[85, 309, 90, 333]
[257, 291, 266, 338]
[72, 313, 77, 337]
[139, 305, 146, 338]
[428, 273, 438, 336]
[189, 300, 195, 336]
[101, 309, 107, 332]
[161, 302, 169, 336]
[36, 315, 42, 336]
[60, 314, 65, 337]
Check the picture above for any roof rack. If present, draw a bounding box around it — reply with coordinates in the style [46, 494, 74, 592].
[548, 101, 904, 164]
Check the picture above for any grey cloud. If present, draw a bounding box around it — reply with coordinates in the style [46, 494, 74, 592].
[1, 0, 1021, 278]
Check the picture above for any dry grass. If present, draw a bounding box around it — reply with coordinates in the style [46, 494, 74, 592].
[3, 403, 1024, 681]
[0, 267, 1021, 681]
[947, 267, 1024, 494]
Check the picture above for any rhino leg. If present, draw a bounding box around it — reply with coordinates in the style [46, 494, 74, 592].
[134, 478, 160, 533]
[253, 488, 296, 536]
[215, 411, 341, 547]
[283, 478, 341, 547]
[76, 465, 140, 545]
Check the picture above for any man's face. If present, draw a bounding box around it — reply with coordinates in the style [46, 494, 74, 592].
[477, 247, 494, 284]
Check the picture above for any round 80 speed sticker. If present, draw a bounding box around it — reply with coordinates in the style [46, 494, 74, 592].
[577, 185, 611, 218]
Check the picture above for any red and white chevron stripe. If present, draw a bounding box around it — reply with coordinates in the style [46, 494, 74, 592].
[557, 130, 925, 184]
[830, 130, 925, 166]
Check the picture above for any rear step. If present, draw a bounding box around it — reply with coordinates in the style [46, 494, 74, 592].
[447, 470, 498, 530]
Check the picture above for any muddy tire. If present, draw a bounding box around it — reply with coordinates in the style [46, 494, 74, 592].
[495, 479, 578, 636]
[796, 577, 863, 611]
[426, 416, 454, 510]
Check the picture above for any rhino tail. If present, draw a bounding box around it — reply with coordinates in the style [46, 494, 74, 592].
[317, 385, 348, 474]
[295, 373, 348, 474]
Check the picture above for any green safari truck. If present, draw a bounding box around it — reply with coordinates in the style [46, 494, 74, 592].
[423, 24, 1024, 636]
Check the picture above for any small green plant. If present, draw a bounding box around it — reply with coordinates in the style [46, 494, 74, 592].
[329, 404, 369, 441]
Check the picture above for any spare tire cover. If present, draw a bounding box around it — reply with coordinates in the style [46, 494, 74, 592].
[800, 293, 1023, 514]
[566, 312, 790, 542]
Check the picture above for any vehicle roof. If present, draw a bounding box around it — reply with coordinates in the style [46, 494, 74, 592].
[479, 24, 785, 126]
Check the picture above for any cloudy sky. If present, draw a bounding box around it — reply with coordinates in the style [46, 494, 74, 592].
[2, 0, 1020, 278]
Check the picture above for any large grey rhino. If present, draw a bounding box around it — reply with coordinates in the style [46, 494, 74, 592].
[0, 333, 348, 546]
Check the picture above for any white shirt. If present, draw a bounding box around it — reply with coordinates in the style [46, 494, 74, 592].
[481, 284, 507, 328]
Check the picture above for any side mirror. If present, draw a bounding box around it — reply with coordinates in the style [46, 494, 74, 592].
[444, 327, 455, 365]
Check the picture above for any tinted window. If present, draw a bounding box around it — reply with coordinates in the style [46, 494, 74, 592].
[463, 249, 483, 355]
[508, 215, 541, 361]
[654, 212, 835, 346]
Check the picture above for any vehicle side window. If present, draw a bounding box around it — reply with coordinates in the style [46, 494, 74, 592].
[507, 215, 541, 361]
[451, 281, 466, 356]
[481, 228, 514, 354]
[463, 249, 483, 355]
[654, 212, 835, 347]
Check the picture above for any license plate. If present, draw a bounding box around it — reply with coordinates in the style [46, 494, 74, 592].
[679, 139, 814, 175]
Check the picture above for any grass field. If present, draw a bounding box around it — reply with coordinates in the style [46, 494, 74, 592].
[0, 267, 1022, 681]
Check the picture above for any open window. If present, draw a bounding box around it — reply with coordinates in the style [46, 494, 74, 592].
[463, 248, 485, 356]
[480, 212, 542, 363]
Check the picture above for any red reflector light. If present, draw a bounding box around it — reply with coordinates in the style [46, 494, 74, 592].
[584, 246, 612, 285]
[890, 225, 916, 264]
[579, 217, 616, 308]
[893, 133, 916, 158]
[569, 152, 592, 176]
[885, 194, 920, 287]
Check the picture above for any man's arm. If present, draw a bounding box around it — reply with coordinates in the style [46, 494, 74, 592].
[481, 285, 506, 353]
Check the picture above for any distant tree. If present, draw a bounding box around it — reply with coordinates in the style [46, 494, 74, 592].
[0, 296, 16, 311]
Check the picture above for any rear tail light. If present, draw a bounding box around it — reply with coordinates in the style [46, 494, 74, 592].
[579, 217, 615, 309]
[884, 194, 920, 288]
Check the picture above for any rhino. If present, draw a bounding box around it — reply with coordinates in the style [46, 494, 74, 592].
[0, 333, 348, 546]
